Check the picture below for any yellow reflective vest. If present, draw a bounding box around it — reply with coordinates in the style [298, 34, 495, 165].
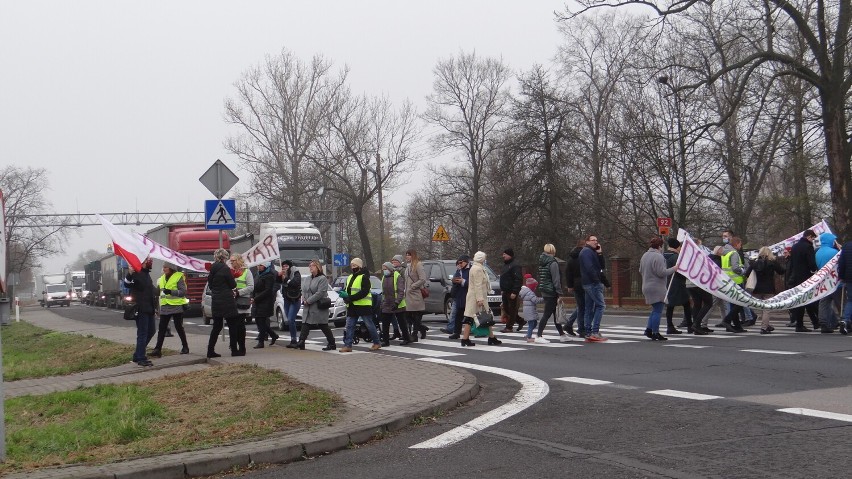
[721, 251, 744, 285]
[345, 273, 372, 306]
[158, 272, 189, 306]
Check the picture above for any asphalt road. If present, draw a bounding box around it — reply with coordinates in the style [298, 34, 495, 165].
[44, 303, 852, 478]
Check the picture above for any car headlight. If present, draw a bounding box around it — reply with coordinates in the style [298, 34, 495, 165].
[335, 298, 345, 307]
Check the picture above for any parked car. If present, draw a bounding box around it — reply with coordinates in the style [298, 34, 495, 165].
[420, 260, 502, 317]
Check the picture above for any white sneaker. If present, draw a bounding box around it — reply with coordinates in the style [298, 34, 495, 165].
[534, 337, 549, 344]
[559, 334, 572, 343]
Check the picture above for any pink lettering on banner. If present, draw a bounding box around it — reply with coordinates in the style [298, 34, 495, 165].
[244, 234, 279, 266]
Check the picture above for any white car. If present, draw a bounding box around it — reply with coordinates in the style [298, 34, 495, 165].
[275, 286, 347, 330]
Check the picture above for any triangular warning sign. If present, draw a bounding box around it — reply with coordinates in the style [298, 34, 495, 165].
[432, 225, 450, 242]
[207, 201, 235, 226]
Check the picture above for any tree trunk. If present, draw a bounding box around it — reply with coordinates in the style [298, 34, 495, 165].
[823, 98, 852, 238]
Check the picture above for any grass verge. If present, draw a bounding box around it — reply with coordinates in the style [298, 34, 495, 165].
[1, 322, 142, 381]
[3, 364, 342, 472]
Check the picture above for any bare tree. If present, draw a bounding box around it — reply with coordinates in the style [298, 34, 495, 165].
[1, 165, 69, 276]
[424, 51, 510, 252]
[563, 0, 852, 237]
[315, 92, 419, 271]
[224, 49, 348, 212]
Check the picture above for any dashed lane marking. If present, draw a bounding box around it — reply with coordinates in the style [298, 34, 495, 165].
[553, 377, 613, 385]
[777, 408, 852, 423]
[647, 389, 722, 400]
[740, 349, 801, 355]
[664, 344, 710, 349]
[409, 359, 549, 449]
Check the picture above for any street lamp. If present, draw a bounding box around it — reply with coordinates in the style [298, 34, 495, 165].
[657, 75, 688, 230]
[368, 154, 384, 264]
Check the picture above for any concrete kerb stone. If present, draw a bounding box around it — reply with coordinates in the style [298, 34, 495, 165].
[8, 308, 481, 478]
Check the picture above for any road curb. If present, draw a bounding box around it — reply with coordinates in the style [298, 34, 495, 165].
[4, 366, 479, 479]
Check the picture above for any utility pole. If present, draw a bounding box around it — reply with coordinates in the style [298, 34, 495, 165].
[376, 153, 385, 264]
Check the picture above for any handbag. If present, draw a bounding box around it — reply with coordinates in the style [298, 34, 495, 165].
[236, 295, 251, 308]
[317, 297, 332, 310]
[476, 308, 496, 328]
[745, 270, 757, 292]
[420, 287, 430, 298]
[123, 303, 138, 321]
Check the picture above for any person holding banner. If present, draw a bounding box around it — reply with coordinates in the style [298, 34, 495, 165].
[720, 237, 748, 333]
[815, 233, 845, 334]
[788, 230, 820, 332]
[664, 238, 691, 335]
[640, 237, 677, 340]
[124, 257, 157, 366]
[206, 248, 239, 358]
[744, 247, 786, 334]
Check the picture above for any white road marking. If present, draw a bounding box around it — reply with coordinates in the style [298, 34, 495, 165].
[664, 344, 709, 349]
[777, 408, 852, 423]
[496, 337, 582, 348]
[553, 377, 612, 385]
[416, 338, 523, 352]
[409, 359, 549, 449]
[375, 348, 464, 358]
[647, 389, 722, 400]
[740, 349, 801, 355]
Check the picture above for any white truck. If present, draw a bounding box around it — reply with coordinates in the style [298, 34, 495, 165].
[70, 270, 86, 300]
[259, 222, 331, 276]
[41, 273, 71, 308]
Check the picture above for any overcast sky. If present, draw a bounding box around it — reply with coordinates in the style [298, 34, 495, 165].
[2, 0, 571, 275]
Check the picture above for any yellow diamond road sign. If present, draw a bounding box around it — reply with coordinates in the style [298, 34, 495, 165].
[432, 225, 450, 242]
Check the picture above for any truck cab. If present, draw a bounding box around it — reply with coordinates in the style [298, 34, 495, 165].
[259, 222, 331, 276]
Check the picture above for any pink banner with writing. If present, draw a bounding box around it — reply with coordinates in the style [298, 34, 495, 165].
[98, 214, 278, 273]
[676, 229, 839, 310]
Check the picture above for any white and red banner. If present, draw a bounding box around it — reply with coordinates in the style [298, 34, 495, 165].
[676, 227, 839, 310]
[97, 215, 278, 273]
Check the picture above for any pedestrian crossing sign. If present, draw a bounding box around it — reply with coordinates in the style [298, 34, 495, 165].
[205, 199, 237, 230]
[432, 225, 450, 242]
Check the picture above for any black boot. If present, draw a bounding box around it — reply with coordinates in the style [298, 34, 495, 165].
[651, 332, 668, 341]
[461, 338, 475, 347]
[253, 342, 265, 349]
[487, 336, 502, 346]
[322, 343, 336, 351]
[180, 345, 190, 354]
[207, 350, 221, 358]
[149, 348, 162, 358]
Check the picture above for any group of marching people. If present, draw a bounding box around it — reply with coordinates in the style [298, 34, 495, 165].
[639, 228, 852, 341]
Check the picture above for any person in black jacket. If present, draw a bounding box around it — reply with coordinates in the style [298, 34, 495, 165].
[499, 248, 525, 333]
[125, 257, 158, 367]
[664, 239, 691, 335]
[838, 240, 852, 332]
[279, 259, 302, 347]
[207, 248, 239, 358]
[564, 241, 586, 337]
[252, 261, 280, 348]
[787, 230, 819, 331]
[743, 246, 786, 334]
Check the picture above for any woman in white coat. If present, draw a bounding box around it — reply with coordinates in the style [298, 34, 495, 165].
[461, 251, 502, 347]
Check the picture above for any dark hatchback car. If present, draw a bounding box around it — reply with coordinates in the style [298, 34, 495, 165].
[421, 260, 502, 317]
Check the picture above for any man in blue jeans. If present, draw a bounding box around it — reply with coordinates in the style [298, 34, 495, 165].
[124, 257, 158, 366]
[339, 258, 381, 352]
[580, 235, 608, 342]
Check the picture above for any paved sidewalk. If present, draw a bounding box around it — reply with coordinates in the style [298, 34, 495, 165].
[4, 309, 479, 479]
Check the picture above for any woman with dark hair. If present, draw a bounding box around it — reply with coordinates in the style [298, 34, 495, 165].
[640, 237, 677, 341]
[744, 246, 786, 334]
[404, 249, 428, 341]
[252, 261, 279, 348]
[279, 259, 302, 347]
[207, 248, 239, 358]
[297, 259, 336, 350]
